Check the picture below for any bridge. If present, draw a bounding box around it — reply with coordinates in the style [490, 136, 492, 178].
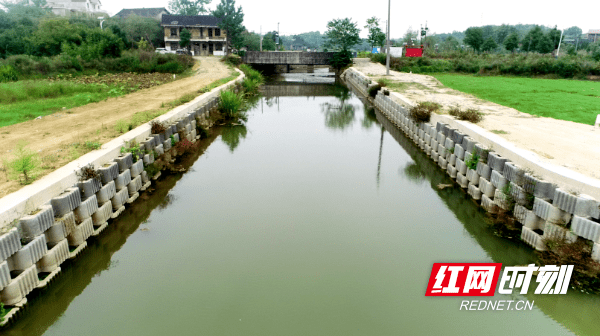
[242, 51, 336, 73]
[261, 83, 337, 97]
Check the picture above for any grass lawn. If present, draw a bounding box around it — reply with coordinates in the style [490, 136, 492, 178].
[432, 74, 600, 125]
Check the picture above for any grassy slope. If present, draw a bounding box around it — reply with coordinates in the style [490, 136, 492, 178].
[432, 74, 600, 125]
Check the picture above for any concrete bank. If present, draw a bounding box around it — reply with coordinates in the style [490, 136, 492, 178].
[0, 69, 244, 324]
[343, 67, 600, 260]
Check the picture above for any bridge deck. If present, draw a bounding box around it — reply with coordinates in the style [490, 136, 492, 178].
[243, 51, 335, 65]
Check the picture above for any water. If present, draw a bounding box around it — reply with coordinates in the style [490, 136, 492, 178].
[5, 72, 600, 335]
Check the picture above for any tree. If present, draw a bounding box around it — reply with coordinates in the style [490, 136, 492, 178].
[262, 32, 276, 50]
[7, 141, 39, 185]
[179, 28, 191, 51]
[496, 24, 516, 45]
[442, 35, 460, 51]
[564, 26, 582, 38]
[402, 27, 418, 45]
[30, 18, 82, 56]
[503, 32, 519, 52]
[481, 37, 498, 52]
[212, 0, 245, 52]
[464, 27, 484, 52]
[523, 25, 544, 52]
[365, 16, 385, 50]
[122, 15, 163, 49]
[547, 26, 561, 50]
[324, 18, 360, 51]
[168, 0, 210, 15]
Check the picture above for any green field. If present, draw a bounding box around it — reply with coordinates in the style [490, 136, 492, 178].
[432, 74, 600, 125]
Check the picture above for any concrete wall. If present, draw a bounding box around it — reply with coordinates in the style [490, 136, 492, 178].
[343, 67, 600, 261]
[243, 51, 336, 65]
[0, 69, 244, 319]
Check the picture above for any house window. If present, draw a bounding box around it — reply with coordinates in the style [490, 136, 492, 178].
[215, 28, 220, 36]
[170, 28, 177, 37]
[215, 43, 222, 51]
[208, 28, 213, 37]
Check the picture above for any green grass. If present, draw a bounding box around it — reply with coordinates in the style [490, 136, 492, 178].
[433, 74, 600, 125]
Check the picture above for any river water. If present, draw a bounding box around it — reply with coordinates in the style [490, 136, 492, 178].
[5, 71, 600, 335]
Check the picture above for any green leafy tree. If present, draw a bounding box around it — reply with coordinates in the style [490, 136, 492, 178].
[168, 0, 210, 15]
[537, 34, 554, 53]
[402, 28, 418, 45]
[464, 27, 484, 52]
[547, 26, 561, 50]
[481, 37, 498, 52]
[503, 32, 519, 52]
[523, 25, 544, 52]
[564, 26, 582, 38]
[61, 28, 124, 60]
[30, 18, 82, 56]
[365, 16, 386, 50]
[241, 31, 260, 50]
[179, 28, 191, 51]
[325, 18, 360, 51]
[496, 24, 516, 44]
[261, 32, 276, 50]
[212, 0, 245, 52]
[122, 15, 163, 49]
[441, 35, 460, 51]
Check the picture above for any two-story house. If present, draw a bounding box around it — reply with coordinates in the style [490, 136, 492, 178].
[46, 0, 108, 17]
[161, 14, 227, 56]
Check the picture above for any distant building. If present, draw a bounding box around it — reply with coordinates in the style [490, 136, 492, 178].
[161, 14, 227, 56]
[46, 0, 108, 17]
[113, 8, 170, 21]
[585, 29, 600, 42]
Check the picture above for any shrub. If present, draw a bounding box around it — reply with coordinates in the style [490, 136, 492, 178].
[368, 84, 382, 98]
[77, 163, 101, 182]
[218, 89, 246, 121]
[241, 77, 260, 94]
[239, 64, 263, 84]
[6, 142, 39, 185]
[409, 101, 441, 123]
[448, 106, 483, 123]
[539, 239, 600, 293]
[224, 54, 242, 66]
[150, 121, 167, 134]
[0, 65, 19, 82]
[175, 138, 194, 154]
[466, 152, 480, 170]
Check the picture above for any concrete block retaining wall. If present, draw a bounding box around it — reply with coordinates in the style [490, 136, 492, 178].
[343, 67, 600, 257]
[0, 69, 244, 311]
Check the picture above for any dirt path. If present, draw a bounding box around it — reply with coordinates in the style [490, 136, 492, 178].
[353, 58, 600, 183]
[0, 56, 233, 198]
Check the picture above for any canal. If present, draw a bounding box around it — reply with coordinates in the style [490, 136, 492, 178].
[5, 71, 600, 335]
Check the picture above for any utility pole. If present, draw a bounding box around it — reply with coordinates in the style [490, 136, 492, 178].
[385, 0, 391, 75]
[277, 22, 280, 51]
[556, 29, 564, 58]
[260, 26, 263, 51]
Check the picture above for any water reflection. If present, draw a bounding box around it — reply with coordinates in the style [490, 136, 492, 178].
[221, 125, 248, 152]
[320, 84, 356, 130]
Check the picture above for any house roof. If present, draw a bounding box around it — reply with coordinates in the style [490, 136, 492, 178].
[113, 8, 169, 18]
[161, 14, 221, 27]
[587, 29, 600, 34]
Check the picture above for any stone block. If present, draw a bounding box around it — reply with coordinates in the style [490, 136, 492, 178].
[456, 158, 467, 175]
[164, 126, 173, 138]
[44, 221, 67, 245]
[437, 144, 447, 158]
[522, 174, 556, 201]
[430, 140, 438, 153]
[155, 144, 164, 156]
[571, 216, 600, 243]
[521, 227, 546, 251]
[431, 151, 439, 162]
[0, 264, 39, 305]
[92, 201, 113, 227]
[444, 138, 455, 150]
[454, 144, 465, 161]
[503, 162, 523, 185]
[524, 212, 545, 230]
[114, 153, 133, 173]
[36, 239, 69, 273]
[464, 151, 473, 164]
[481, 195, 498, 214]
[0, 261, 9, 291]
[163, 138, 172, 151]
[479, 177, 496, 198]
[543, 222, 577, 243]
[452, 131, 465, 146]
[128, 175, 142, 196]
[51, 187, 81, 217]
[74, 195, 98, 223]
[457, 173, 469, 189]
[476, 162, 492, 181]
[438, 156, 447, 170]
[436, 122, 446, 133]
[533, 198, 571, 225]
[141, 171, 149, 184]
[491, 170, 508, 190]
[130, 159, 144, 178]
[19, 205, 54, 242]
[449, 154, 456, 167]
[6, 235, 47, 271]
[509, 182, 529, 206]
[54, 212, 76, 238]
[436, 132, 445, 145]
[96, 180, 116, 204]
[77, 178, 102, 200]
[553, 189, 600, 218]
[462, 136, 477, 153]
[98, 162, 119, 185]
[143, 153, 154, 165]
[487, 152, 507, 172]
[67, 218, 93, 247]
[442, 124, 451, 137]
[447, 164, 457, 179]
[424, 144, 431, 156]
[466, 169, 480, 185]
[494, 189, 514, 211]
[513, 205, 529, 224]
[468, 183, 482, 200]
[111, 188, 129, 211]
[114, 170, 131, 191]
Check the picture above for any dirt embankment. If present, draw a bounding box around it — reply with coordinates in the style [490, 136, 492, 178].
[352, 58, 600, 183]
[0, 56, 232, 198]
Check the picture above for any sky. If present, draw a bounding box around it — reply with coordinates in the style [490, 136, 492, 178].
[102, 0, 598, 38]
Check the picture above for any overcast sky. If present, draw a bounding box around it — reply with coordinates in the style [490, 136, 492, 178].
[102, 0, 598, 38]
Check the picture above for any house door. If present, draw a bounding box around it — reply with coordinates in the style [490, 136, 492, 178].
[193, 44, 200, 55]
[209, 43, 213, 54]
